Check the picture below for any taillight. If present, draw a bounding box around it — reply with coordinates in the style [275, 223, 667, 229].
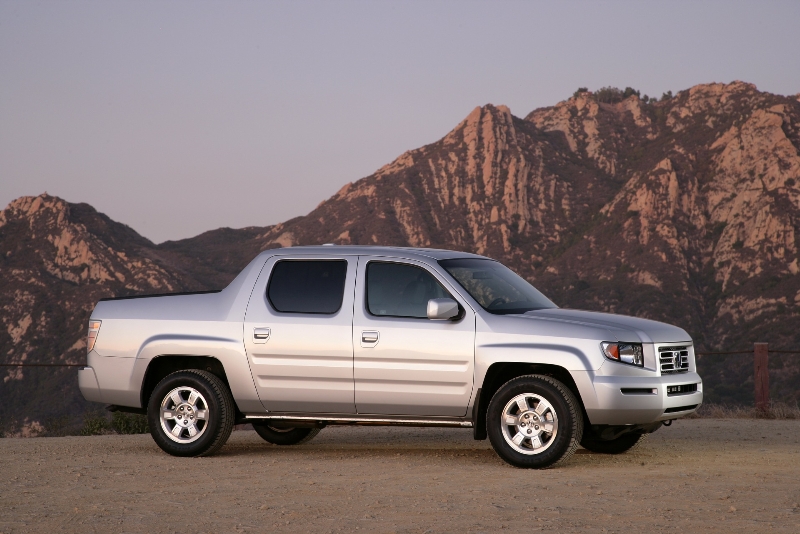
[87, 320, 102, 353]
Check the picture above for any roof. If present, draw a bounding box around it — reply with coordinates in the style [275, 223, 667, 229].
[257, 245, 490, 262]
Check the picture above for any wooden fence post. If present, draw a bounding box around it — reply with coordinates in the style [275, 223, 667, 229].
[754, 342, 769, 412]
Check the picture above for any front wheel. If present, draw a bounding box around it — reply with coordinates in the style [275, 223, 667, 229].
[147, 370, 235, 457]
[252, 422, 321, 445]
[487, 375, 583, 469]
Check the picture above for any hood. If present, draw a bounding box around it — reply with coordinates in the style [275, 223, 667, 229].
[521, 308, 691, 344]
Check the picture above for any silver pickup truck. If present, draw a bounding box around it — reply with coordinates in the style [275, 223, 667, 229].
[78, 245, 702, 468]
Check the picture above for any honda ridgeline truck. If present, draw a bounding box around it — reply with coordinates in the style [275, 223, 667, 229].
[78, 246, 702, 468]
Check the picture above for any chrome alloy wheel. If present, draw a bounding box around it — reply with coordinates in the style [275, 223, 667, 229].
[500, 393, 558, 455]
[160, 386, 209, 444]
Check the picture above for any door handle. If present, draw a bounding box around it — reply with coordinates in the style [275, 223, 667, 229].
[361, 330, 379, 347]
[253, 327, 271, 344]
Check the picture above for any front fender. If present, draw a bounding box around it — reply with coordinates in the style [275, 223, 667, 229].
[476, 335, 603, 379]
[475, 335, 604, 415]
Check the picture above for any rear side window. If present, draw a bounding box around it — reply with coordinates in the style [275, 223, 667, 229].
[366, 262, 451, 319]
[267, 260, 348, 314]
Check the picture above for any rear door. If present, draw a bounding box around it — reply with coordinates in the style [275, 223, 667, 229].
[244, 254, 356, 413]
[352, 257, 475, 416]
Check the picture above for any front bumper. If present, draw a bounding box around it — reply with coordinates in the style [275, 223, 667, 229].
[586, 372, 703, 425]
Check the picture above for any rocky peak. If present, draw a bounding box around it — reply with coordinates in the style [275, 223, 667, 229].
[0, 194, 204, 386]
[1, 193, 175, 289]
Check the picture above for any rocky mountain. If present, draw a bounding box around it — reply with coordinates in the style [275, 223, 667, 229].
[2, 81, 799, 435]
[0, 195, 210, 435]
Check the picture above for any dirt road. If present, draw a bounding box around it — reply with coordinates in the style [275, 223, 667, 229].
[1, 419, 799, 533]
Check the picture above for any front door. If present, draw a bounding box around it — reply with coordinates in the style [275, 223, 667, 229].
[352, 257, 475, 417]
[244, 255, 357, 413]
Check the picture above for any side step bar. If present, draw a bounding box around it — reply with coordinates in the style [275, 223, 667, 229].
[245, 413, 473, 428]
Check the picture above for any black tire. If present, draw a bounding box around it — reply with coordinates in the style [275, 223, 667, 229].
[252, 422, 321, 445]
[147, 370, 235, 457]
[581, 432, 647, 454]
[487, 375, 583, 469]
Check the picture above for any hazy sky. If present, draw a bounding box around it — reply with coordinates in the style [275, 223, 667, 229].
[2, 1, 799, 243]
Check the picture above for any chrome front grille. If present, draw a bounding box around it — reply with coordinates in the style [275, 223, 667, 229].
[659, 346, 690, 374]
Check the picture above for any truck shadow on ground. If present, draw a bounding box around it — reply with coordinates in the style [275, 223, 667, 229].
[137, 430, 662, 470]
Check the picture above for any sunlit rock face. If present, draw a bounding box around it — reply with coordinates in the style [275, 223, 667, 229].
[248, 82, 800, 357]
[0, 194, 202, 432]
[2, 81, 799, 432]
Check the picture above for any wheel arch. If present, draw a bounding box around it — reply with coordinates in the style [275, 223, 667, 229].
[473, 362, 587, 440]
[141, 355, 245, 422]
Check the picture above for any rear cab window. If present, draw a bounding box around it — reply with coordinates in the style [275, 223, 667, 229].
[267, 260, 348, 314]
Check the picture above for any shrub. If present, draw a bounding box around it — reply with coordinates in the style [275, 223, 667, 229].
[573, 87, 589, 98]
[80, 414, 111, 436]
[594, 86, 624, 103]
[111, 412, 149, 434]
[622, 86, 641, 99]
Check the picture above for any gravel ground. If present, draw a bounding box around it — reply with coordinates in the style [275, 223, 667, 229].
[1, 419, 799, 533]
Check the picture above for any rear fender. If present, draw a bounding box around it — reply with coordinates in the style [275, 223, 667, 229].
[131, 334, 262, 412]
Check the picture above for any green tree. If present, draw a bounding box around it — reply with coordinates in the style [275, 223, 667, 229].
[594, 86, 624, 103]
[623, 87, 641, 99]
[573, 87, 588, 98]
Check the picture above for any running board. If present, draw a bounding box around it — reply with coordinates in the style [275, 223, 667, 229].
[244, 413, 473, 428]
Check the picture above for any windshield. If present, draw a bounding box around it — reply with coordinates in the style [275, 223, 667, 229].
[438, 258, 557, 315]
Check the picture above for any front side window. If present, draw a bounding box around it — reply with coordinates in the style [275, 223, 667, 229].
[366, 262, 451, 319]
[438, 258, 556, 315]
[267, 260, 347, 314]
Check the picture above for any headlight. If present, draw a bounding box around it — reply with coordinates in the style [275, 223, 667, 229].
[601, 342, 643, 367]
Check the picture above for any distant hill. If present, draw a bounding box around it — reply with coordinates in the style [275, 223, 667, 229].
[2, 81, 799, 435]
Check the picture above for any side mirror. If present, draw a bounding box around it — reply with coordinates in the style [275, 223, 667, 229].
[427, 298, 459, 320]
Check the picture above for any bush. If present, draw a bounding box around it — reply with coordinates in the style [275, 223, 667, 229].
[573, 87, 589, 98]
[80, 414, 111, 436]
[622, 86, 640, 99]
[79, 410, 148, 436]
[594, 86, 624, 103]
[111, 412, 149, 434]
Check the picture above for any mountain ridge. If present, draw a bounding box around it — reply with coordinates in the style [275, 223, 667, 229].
[2, 80, 799, 435]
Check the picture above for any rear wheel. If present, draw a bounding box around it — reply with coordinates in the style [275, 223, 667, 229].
[252, 423, 321, 445]
[581, 432, 647, 454]
[147, 370, 235, 457]
[487, 375, 583, 469]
